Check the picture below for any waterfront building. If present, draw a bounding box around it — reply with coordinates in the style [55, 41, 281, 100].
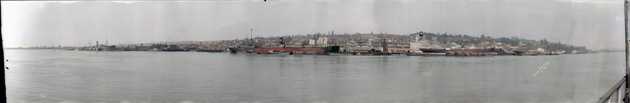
[308, 39, 316, 46]
[303, 36, 329, 47]
[386, 48, 411, 54]
[317, 37, 328, 47]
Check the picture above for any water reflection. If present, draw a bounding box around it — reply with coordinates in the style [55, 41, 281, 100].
[5, 49, 624, 103]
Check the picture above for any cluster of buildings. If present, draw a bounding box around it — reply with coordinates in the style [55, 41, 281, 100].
[226, 31, 587, 56]
[73, 31, 588, 56]
[76, 41, 226, 52]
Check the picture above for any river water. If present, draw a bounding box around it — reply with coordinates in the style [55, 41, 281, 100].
[4, 49, 625, 103]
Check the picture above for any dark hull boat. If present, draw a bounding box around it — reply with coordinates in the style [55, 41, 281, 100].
[196, 49, 225, 52]
[161, 48, 189, 52]
[228, 47, 255, 54]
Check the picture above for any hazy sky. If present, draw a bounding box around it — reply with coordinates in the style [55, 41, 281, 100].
[1, 0, 625, 50]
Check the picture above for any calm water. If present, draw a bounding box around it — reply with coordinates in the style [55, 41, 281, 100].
[5, 49, 625, 103]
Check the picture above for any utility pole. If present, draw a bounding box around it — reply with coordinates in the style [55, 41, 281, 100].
[624, 0, 630, 101]
[625, 0, 629, 102]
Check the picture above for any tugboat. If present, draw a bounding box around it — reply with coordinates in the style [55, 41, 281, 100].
[196, 48, 225, 52]
[228, 46, 255, 54]
[229, 28, 257, 54]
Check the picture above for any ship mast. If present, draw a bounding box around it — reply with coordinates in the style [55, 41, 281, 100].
[250, 28, 255, 47]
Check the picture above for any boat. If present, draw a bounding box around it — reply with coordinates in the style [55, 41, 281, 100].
[228, 47, 255, 54]
[196, 49, 225, 52]
[156, 44, 188, 52]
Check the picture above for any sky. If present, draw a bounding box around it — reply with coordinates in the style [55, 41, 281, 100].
[1, 0, 626, 50]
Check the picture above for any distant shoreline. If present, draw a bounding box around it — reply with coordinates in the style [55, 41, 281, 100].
[5, 32, 593, 56]
[3, 47, 601, 57]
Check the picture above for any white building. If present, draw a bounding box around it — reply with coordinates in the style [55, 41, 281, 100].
[317, 37, 328, 47]
[308, 39, 316, 46]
